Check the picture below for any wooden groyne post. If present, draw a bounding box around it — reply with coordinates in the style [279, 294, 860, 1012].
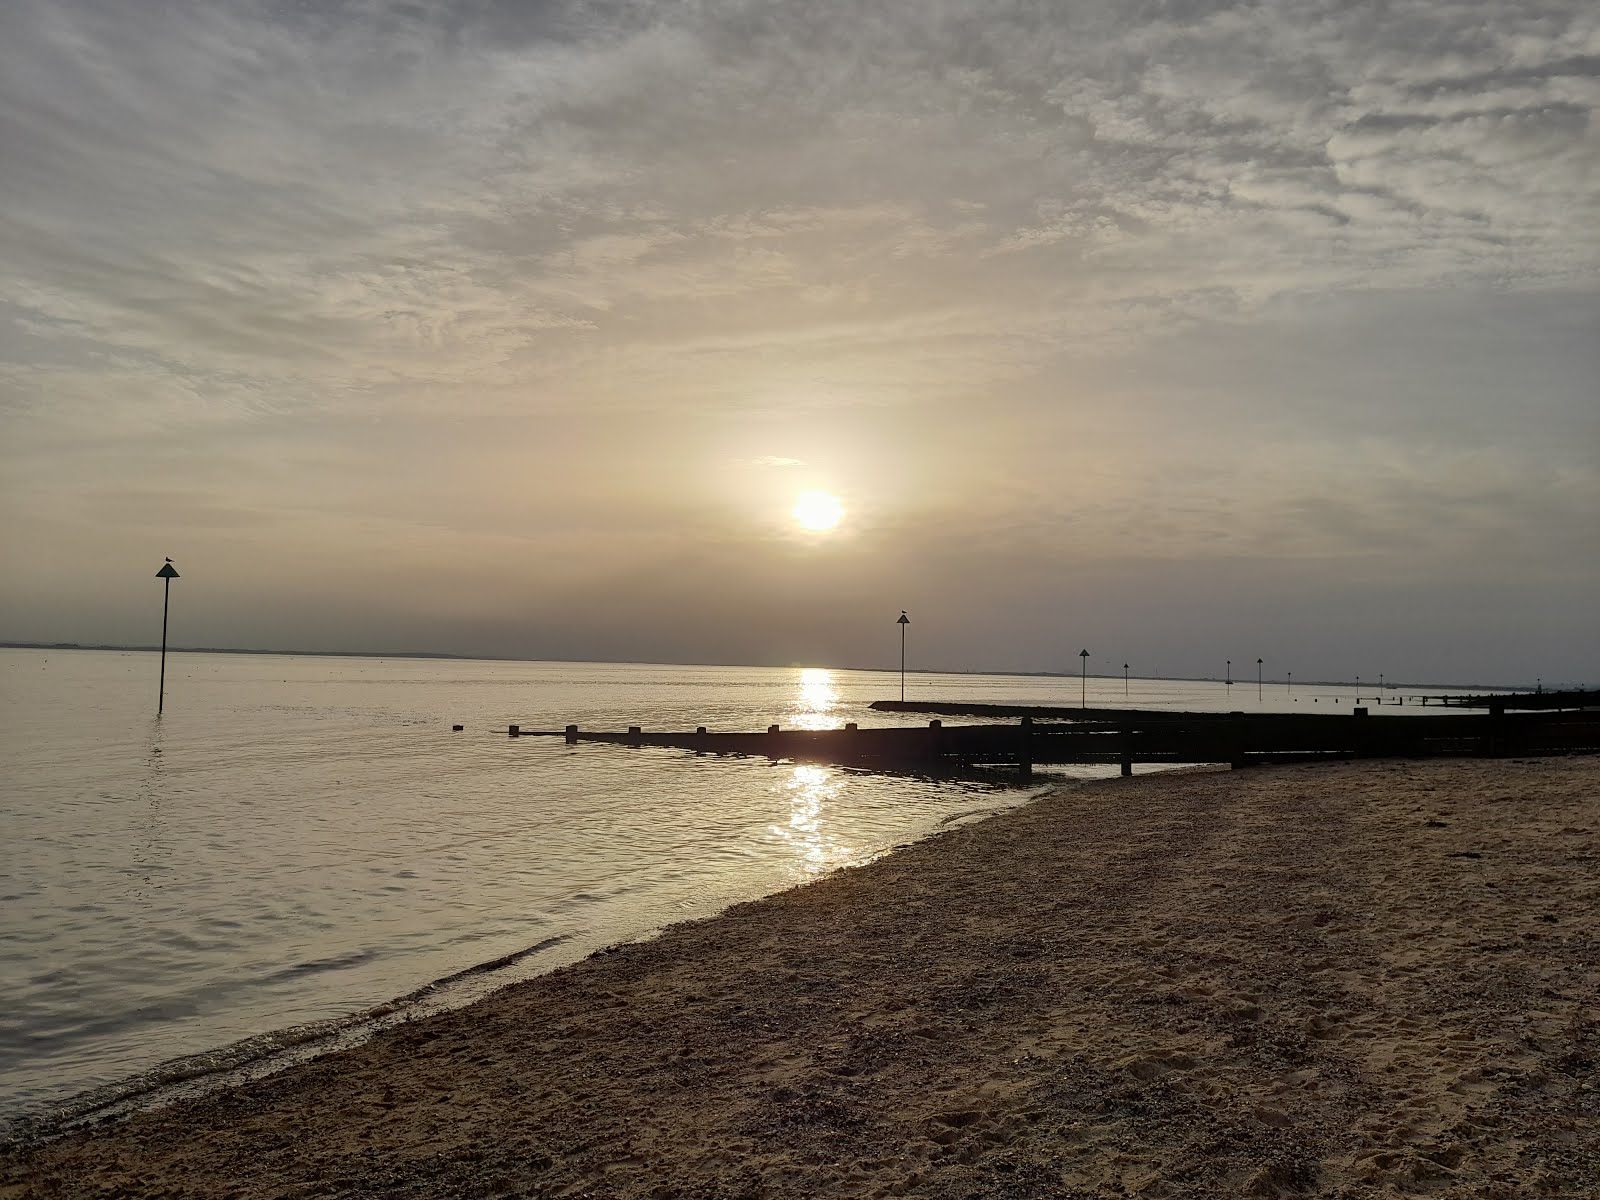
[1485, 700, 1505, 758]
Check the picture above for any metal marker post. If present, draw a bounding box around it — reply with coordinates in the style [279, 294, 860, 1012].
[1257, 657, 1263, 702]
[1123, 662, 1129, 698]
[897, 611, 910, 702]
[1079, 648, 1090, 708]
[155, 560, 179, 714]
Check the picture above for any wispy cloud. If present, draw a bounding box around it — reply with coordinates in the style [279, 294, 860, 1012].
[1, 0, 1595, 678]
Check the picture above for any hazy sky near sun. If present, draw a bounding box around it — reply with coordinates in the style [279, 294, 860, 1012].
[2, 0, 1596, 684]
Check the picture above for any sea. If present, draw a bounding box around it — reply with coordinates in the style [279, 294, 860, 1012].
[0, 648, 1484, 1137]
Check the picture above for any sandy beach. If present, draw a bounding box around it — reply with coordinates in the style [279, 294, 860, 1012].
[5, 755, 1597, 1199]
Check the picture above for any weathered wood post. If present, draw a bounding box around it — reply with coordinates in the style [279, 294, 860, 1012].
[565, 724, 578, 744]
[1229, 711, 1247, 768]
[508, 724, 520, 737]
[1484, 701, 1505, 758]
[1018, 716, 1033, 778]
[927, 718, 943, 764]
[1119, 718, 1134, 777]
[627, 725, 641, 746]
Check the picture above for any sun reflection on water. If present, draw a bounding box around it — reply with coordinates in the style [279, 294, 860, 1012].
[794, 666, 840, 730]
[770, 764, 853, 878]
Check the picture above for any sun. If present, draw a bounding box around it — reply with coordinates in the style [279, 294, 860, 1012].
[792, 490, 844, 532]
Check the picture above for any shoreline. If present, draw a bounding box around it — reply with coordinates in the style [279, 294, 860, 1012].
[0, 930, 586, 1150]
[0, 780, 1040, 1148]
[6, 756, 1597, 1198]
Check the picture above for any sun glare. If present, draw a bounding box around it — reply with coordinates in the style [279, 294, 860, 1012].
[792, 490, 844, 532]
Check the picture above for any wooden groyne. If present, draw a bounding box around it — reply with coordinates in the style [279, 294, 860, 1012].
[509, 707, 1600, 776]
[1417, 688, 1595, 711]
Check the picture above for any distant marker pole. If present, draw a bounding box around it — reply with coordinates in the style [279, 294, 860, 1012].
[1079, 648, 1090, 708]
[1257, 657, 1263, 702]
[155, 560, 180, 715]
[897, 611, 910, 702]
[1123, 662, 1129, 698]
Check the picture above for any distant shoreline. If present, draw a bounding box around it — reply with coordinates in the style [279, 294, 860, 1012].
[0, 641, 1551, 693]
[0, 641, 476, 662]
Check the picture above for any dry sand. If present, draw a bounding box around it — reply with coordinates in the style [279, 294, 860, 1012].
[4, 756, 1598, 1199]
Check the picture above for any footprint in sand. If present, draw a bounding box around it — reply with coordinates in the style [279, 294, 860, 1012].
[1118, 1049, 1198, 1080]
[1305, 1013, 1345, 1040]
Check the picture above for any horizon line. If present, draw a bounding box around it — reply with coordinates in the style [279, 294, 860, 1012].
[0, 640, 1568, 694]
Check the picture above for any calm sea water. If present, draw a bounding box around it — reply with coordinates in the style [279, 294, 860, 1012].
[0, 649, 1480, 1134]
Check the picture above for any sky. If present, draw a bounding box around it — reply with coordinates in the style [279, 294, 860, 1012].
[1, 0, 1596, 686]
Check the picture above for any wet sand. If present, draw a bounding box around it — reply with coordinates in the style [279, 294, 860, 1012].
[5, 756, 1598, 1198]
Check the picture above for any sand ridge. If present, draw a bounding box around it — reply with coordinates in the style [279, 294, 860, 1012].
[4, 756, 1597, 1198]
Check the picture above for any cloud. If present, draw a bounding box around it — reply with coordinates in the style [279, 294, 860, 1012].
[0, 0, 1596, 679]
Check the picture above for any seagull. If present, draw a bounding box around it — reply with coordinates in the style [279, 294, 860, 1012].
[165, 557, 173, 562]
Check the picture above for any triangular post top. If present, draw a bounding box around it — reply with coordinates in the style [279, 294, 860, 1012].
[156, 563, 179, 578]
[1079, 649, 1090, 656]
[897, 612, 909, 624]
